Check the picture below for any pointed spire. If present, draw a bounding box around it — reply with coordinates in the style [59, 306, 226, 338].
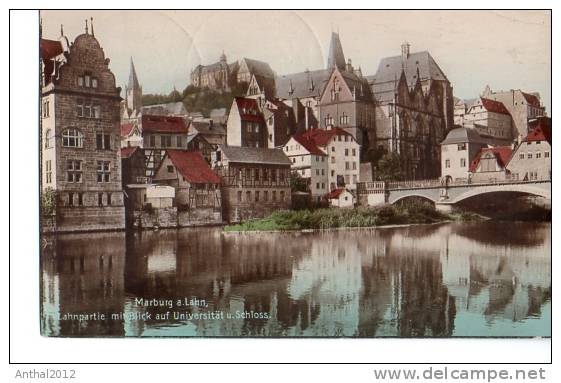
[128, 57, 140, 90]
[90, 17, 94, 36]
[327, 32, 346, 71]
[85, 19, 88, 34]
[60, 24, 64, 37]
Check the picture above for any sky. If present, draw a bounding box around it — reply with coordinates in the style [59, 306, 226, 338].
[42, 10, 551, 113]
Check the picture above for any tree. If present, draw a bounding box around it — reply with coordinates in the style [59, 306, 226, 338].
[375, 152, 405, 182]
[289, 172, 309, 193]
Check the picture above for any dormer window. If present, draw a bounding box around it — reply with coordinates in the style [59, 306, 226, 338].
[84, 75, 91, 87]
[92, 78, 98, 88]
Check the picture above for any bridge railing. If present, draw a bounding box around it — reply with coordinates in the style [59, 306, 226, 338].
[387, 179, 442, 189]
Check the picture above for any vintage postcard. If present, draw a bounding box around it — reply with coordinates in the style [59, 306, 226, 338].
[39, 10, 551, 338]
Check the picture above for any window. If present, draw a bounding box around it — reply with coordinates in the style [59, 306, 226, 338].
[167, 165, 174, 173]
[457, 143, 466, 151]
[316, 169, 320, 176]
[85, 75, 91, 87]
[519, 153, 525, 160]
[316, 182, 320, 189]
[78, 76, 84, 87]
[339, 114, 349, 125]
[68, 192, 75, 206]
[76, 99, 100, 118]
[545, 151, 550, 158]
[331, 156, 336, 164]
[321, 156, 325, 162]
[345, 162, 350, 170]
[352, 174, 357, 184]
[280, 190, 285, 201]
[331, 146, 335, 152]
[321, 169, 325, 176]
[331, 170, 335, 177]
[321, 183, 325, 189]
[445, 159, 450, 168]
[92, 78, 98, 88]
[237, 191, 242, 202]
[44, 129, 51, 148]
[352, 148, 356, 156]
[62, 129, 83, 148]
[42, 99, 50, 118]
[536, 141, 541, 145]
[45, 160, 52, 184]
[536, 152, 542, 159]
[78, 193, 83, 206]
[161, 135, 172, 148]
[149, 135, 156, 147]
[255, 191, 260, 202]
[107, 193, 112, 206]
[246, 191, 251, 202]
[460, 158, 466, 167]
[264, 191, 269, 201]
[97, 161, 111, 183]
[527, 153, 533, 159]
[98, 193, 103, 206]
[345, 148, 349, 156]
[272, 191, 277, 201]
[66, 160, 82, 183]
[352, 162, 357, 170]
[96, 133, 111, 150]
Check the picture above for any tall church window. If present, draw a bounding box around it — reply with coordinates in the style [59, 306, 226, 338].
[62, 129, 84, 148]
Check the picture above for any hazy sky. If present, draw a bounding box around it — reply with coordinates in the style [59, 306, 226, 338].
[42, 10, 551, 113]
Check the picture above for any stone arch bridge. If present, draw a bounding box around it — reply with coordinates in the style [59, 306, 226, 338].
[357, 178, 551, 212]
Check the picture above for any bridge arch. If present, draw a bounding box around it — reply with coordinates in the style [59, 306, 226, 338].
[389, 193, 439, 205]
[450, 183, 551, 204]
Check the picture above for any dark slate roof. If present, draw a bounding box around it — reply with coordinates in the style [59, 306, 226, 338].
[219, 145, 291, 166]
[142, 102, 187, 116]
[335, 69, 373, 101]
[165, 150, 221, 184]
[241, 58, 275, 78]
[276, 69, 332, 100]
[441, 127, 488, 145]
[191, 121, 226, 136]
[327, 32, 346, 70]
[371, 51, 448, 101]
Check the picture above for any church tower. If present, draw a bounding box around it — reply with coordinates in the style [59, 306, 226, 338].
[327, 32, 346, 71]
[125, 57, 142, 114]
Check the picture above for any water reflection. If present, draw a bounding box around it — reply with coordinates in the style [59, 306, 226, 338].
[41, 221, 551, 337]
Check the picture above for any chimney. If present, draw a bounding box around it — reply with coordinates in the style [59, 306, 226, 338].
[305, 106, 309, 131]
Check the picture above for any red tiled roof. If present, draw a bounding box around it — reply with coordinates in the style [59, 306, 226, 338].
[480, 98, 510, 115]
[166, 150, 220, 184]
[142, 115, 189, 134]
[526, 117, 551, 144]
[121, 123, 135, 137]
[40, 39, 63, 60]
[298, 127, 354, 147]
[327, 188, 345, 199]
[292, 135, 327, 156]
[469, 146, 513, 173]
[120, 146, 139, 159]
[234, 97, 264, 123]
[522, 92, 541, 108]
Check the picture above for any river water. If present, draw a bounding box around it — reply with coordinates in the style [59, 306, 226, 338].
[40, 221, 551, 337]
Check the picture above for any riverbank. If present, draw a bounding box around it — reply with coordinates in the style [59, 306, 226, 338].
[224, 204, 480, 233]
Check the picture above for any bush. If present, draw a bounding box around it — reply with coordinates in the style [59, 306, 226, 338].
[41, 187, 56, 216]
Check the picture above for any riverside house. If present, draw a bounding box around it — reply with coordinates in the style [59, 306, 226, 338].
[212, 145, 292, 223]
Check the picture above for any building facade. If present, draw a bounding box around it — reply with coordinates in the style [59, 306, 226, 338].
[369, 43, 454, 179]
[41, 25, 125, 232]
[295, 127, 361, 191]
[440, 127, 488, 182]
[463, 97, 513, 142]
[283, 135, 328, 200]
[469, 146, 513, 183]
[482, 86, 546, 137]
[212, 146, 292, 223]
[506, 117, 551, 181]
